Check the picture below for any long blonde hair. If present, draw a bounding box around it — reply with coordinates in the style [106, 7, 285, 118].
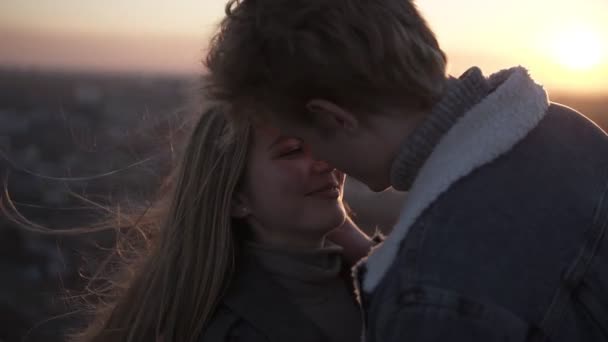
[69, 105, 252, 341]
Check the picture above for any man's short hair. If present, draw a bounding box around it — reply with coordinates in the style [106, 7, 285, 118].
[205, 0, 448, 121]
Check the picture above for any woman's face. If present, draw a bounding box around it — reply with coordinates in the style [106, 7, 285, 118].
[237, 124, 346, 248]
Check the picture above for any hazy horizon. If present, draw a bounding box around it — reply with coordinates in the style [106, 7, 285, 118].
[1, 0, 607, 94]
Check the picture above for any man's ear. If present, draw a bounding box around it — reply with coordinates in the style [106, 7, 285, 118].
[231, 193, 251, 219]
[306, 99, 359, 133]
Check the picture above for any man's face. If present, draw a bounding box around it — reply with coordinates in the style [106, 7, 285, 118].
[270, 107, 396, 192]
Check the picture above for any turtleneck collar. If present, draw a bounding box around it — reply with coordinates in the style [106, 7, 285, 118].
[243, 240, 344, 284]
[242, 240, 362, 342]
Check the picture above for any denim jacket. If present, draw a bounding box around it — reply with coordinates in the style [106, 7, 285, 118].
[355, 69, 608, 341]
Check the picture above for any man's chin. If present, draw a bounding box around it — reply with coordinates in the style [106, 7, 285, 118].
[366, 179, 392, 193]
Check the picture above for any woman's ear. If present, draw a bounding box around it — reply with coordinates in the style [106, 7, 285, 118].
[306, 99, 359, 133]
[231, 193, 251, 219]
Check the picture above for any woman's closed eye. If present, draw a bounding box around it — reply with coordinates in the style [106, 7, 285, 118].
[279, 145, 303, 158]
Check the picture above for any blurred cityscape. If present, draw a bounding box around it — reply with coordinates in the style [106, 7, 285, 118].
[0, 68, 606, 341]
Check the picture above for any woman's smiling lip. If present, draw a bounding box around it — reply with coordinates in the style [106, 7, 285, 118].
[306, 182, 341, 198]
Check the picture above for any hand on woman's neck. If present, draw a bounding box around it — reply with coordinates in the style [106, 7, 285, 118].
[326, 217, 374, 266]
[248, 216, 373, 256]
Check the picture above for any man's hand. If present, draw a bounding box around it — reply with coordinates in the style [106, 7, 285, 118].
[326, 216, 375, 266]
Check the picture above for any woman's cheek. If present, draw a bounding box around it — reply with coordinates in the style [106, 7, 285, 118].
[275, 163, 309, 193]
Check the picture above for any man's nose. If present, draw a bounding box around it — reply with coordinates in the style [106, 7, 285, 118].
[312, 159, 335, 174]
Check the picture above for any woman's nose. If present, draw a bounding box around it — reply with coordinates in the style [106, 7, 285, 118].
[311, 159, 335, 174]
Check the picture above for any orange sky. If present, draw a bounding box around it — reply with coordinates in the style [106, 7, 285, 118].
[1, 0, 607, 93]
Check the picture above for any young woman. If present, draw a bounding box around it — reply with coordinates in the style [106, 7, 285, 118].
[73, 105, 374, 342]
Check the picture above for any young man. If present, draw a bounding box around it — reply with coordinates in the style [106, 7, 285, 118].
[205, 0, 608, 340]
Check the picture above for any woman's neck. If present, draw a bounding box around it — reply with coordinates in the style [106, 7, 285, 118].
[252, 233, 328, 250]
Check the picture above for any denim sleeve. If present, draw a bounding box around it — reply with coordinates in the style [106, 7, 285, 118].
[375, 286, 541, 342]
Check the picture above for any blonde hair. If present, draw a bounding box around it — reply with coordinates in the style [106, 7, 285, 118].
[30, 106, 252, 342]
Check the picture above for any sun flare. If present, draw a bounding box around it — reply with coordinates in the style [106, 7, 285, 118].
[549, 26, 604, 70]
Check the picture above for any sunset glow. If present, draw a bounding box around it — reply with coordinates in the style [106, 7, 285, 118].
[0, 0, 607, 93]
[549, 26, 604, 71]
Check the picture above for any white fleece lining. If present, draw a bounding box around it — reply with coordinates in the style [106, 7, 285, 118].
[361, 67, 549, 292]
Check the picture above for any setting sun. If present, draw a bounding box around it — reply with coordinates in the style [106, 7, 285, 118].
[549, 26, 604, 70]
